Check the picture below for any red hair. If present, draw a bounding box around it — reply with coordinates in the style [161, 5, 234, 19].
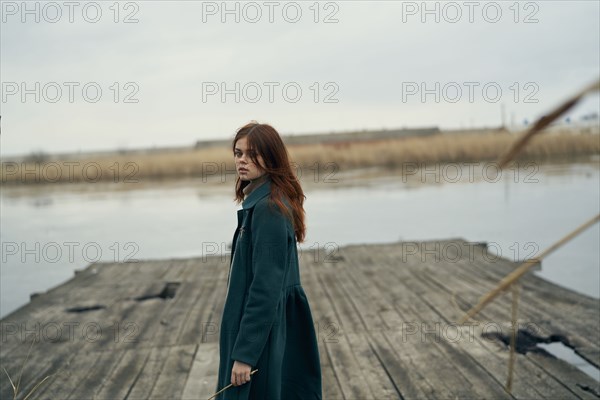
[232, 121, 307, 243]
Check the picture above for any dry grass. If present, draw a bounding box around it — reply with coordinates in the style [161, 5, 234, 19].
[2, 338, 56, 400]
[2, 129, 598, 185]
[294, 129, 599, 168]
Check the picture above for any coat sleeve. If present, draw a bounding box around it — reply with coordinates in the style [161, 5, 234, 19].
[230, 199, 289, 367]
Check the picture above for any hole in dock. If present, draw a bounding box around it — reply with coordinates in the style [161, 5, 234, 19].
[483, 327, 565, 355]
[538, 342, 600, 383]
[134, 282, 181, 301]
[484, 328, 600, 383]
[65, 304, 106, 313]
[576, 382, 600, 396]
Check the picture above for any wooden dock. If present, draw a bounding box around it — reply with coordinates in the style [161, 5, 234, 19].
[1, 239, 598, 399]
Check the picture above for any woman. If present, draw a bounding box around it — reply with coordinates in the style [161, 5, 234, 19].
[216, 121, 323, 399]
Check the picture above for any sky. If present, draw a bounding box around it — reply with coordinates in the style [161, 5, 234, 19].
[1, 0, 599, 157]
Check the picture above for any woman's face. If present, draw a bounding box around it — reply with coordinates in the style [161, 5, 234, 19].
[234, 136, 266, 181]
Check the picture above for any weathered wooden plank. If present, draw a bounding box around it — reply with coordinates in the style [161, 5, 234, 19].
[187, 255, 233, 347]
[434, 256, 600, 367]
[366, 329, 435, 398]
[302, 259, 340, 338]
[66, 348, 128, 399]
[338, 248, 442, 398]
[414, 247, 600, 363]
[345, 331, 399, 399]
[318, 339, 345, 400]
[181, 342, 219, 400]
[126, 345, 173, 399]
[314, 271, 343, 337]
[178, 277, 223, 346]
[434, 250, 600, 351]
[150, 282, 203, 346]
[148, 344, 197, 399]
[526, 350, 600, 399]
[319, 269, 365, 335]
[1, 239, 597, 400]
[302, 257, 345, 399]
[0, 353, 63, 400]
[94, 346, 153, 399]
[351, 252, 505, 398]
[404, 249, 585, 399]
[28, 347, 97, 400]
[370, 247, 543, 398]
[484, 335, 584, 399]
[1, 280, 168, 362]
[324, 332, 374, 399]
[337, 261, 391, 332]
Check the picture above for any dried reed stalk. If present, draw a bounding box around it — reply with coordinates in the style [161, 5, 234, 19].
[208, 369, 259, 400]
[497, 78, 600, 169]
[457, 214, 600, 324]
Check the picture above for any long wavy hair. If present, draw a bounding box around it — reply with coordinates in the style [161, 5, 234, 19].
[232, 121, 306, 243]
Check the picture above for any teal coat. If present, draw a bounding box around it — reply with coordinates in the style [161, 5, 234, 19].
[216, 176, 322, 399]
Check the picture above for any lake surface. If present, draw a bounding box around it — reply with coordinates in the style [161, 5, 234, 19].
[2, 157, 599, 319]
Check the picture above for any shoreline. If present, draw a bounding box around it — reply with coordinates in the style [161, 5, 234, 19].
[2, 129, 599, 186]
[1, 153, 598, 198]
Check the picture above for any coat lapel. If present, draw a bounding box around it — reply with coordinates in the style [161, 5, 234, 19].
[242, 176, 271, 210]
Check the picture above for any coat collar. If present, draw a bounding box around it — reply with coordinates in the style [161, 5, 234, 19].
[242, 175, 272, 210]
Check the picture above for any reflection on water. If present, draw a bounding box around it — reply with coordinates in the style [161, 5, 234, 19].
[1, 157, 599, 318]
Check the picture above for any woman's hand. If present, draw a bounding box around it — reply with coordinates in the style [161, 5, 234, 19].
[231, 360, 252, 386]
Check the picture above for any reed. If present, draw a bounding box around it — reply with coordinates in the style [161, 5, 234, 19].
[2, 338, 56, 400]
[2, 128, 598, 185]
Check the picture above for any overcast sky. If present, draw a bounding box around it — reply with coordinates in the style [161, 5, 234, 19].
[1, 0, 599, 157]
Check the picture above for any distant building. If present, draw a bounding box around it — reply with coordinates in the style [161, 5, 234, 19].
[195, 126, 441, 149]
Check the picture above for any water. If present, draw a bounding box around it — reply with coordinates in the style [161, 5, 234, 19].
[537, 342, 600, 382]
[1, 158, 599, 319]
